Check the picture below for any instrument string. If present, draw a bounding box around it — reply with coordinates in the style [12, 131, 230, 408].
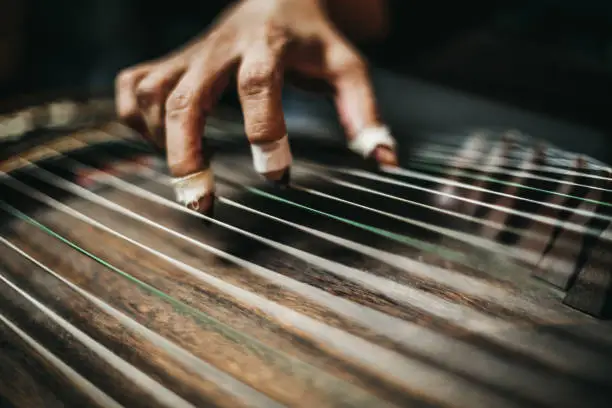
[0, 198, 381, 407]
[16, 126, 604, 302]
[41, 131, 612, 308]
[0, 187, 537, 408]
[379, 166, 612, 220]
[23, 154, 491, 309]
[30, 143, 612, 339]
[0, 170, 526, 408]
[320, 166, 612, 240]
[294, 177, 547, 263]
[412, 149, 612, 183]
[206, 197, 612, 349]
[101, 146, 608, 321]
[0, 306, 124, 408]
[45, 137, 468, 262]
[408, 149, 612, 195]
[230, 180, 465, 261]
[14, 155, 612, 388]
[52, 158, 612, 384]
[70, 130, 612, 340]
[309, 173, 554, 246]
[0, 232, 196, 408]
[414, 129, 607, 162]
[68, 134, 591, 268]
[0, 104, 603, 407]
[287, 183, 541, 266]
[89, 126, 612, 239]
[0, 236, 287, 408]
[408, 161, 612, 201]
[8, 135, 612, 392]
[92, 130, 535, 239]
[416, 143, 611, 171]
[129, 146, 555, 255]
[94, 150, 560, 311]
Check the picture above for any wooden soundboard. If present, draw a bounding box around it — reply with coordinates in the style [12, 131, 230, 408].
[1, 97, 612, 408]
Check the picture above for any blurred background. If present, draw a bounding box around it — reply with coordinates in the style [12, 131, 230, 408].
[0, 0, 611, 138]
[0, 0, 232, 95]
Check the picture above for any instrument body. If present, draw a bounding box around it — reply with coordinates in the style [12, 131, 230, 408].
[1, 93, 612, 408]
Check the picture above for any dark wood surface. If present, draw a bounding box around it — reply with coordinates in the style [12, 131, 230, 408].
[1, 104, 612, 407]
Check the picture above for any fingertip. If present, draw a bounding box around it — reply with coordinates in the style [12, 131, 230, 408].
[250, 134, 293, 185]
[191, 192, 216, 224]
[373, 146, 398, 167]
[348, 125, 397, 165]
[171, 170, 216, 219]
[262, 167, 291, 188]
[115, 68, 146, 119]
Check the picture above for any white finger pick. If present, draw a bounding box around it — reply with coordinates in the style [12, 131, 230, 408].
[171, 169, 215, 207]
[349, 126, 396, 158]
[250, 134, 293, 174]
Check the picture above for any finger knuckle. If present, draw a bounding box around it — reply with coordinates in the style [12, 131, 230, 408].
[339, 54, 367, 76]
[165, 89, 197, 118]
[134, 89, 155, 110]
[238, 64, 277, 98]
[135, 78, 167, 109]
[116, 104, 138, 121]
[247, 120, 286, 144]
[248, 120, 272, 139]
[115, 95, 139, 122]
[116, 68, 141, 89]
[263, 22, 289, 51]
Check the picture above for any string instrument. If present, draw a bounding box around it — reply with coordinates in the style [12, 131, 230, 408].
[1, 92, 612, 408]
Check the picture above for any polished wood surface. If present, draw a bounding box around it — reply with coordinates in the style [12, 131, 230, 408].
[1, 100, 612, 408]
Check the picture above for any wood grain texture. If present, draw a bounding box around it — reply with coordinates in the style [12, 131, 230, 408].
[1, 106, 612, 408]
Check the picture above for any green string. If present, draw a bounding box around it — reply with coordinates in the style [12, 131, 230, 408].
[245, 186, 468, 263]
[411, 161, 612, 208]
[0, 200, 258, 345]
[0, 200, 381, 406]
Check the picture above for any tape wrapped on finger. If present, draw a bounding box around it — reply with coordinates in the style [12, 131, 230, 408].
[348, 126, 396, 158]
[250, 134, 293, 174]
[170, 169, 215, 210]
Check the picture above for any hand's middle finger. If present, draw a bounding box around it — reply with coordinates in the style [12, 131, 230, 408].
[238, 42, 291, 183]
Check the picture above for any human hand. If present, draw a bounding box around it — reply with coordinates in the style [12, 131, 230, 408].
[115, 0, 398, 215]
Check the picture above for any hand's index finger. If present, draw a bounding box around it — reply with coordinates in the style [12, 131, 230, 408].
[164, 60, 225, 215]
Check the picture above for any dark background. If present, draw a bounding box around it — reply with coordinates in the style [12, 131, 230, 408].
[1, 0, 611, 133]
